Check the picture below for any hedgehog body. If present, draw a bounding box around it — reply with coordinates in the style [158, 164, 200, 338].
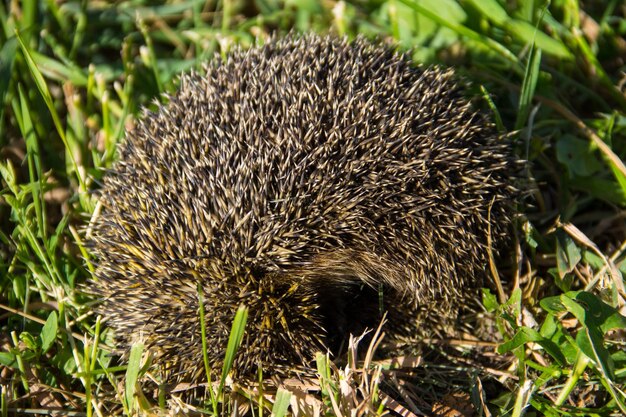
[90, 35, 517, 386]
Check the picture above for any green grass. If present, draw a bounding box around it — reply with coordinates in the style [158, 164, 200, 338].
[1, 0, 625, 415]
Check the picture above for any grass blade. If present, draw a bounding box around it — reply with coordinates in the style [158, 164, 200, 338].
[399, 0, 520, 70]
[0, 37, 17, 133]
[271, 388, 291, 417]
[18, 84, 47, 242]
[15, 30, 88, 198]
[124, 343, 144, 414]
[515, 36, 542, 130]
[219, 305, 248, 391]
[197, 282, 217, 411]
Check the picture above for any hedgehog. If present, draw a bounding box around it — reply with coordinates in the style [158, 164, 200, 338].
[89, 34, 518, 390]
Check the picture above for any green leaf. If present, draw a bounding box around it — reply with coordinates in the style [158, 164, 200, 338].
[506, 19, 572, 59]
[559, 292, 586, 320]
[522, 220, 546, 250]
[0, 37, 17, 126]
[19, 84, 46, 243]
[574, 325, 615, 381]
[219, 305, 248, 390]
[40, 311, 58, 354]
[398, 0, 519, 67]
[20, 331, 38, 351]
[534, 367, 561, 389]
[466, 0, 508, 25]
[30, 50, 88, 86]
[556, 135, 603, 177]
[49, 214, 70, 253]
[271, 388, 292, 417]
[316, 353, 330, 380]
[467, 0, 572, 59]
[504, 287, 522, 316]
[539, 314, 558, 339]
[497, 327, 566, 365]
[63, 353, 79, 374]
[480, 85, 505, 133]
[482, 288, 499, 313]
[569, 176, 626, 206]
[15, 30, 87, 196]
[555, 230, 581, 280]
[197, 282, 217, 411]
[0, 160, 18, 195]
[515, 38, 542, 130]
[611, 349, 626, 365]
[0, 352, 16, 367]
[606, 162, 626, 204]
[559, 292, 624, 381]
[15, 31, 53, 111]
[582, 251, 606, 270]
[125, 343, 144, 412]
[572, 292, 626, 333]
[12, 275, 26, 302]
[416, 0, 466, 24]
[17, 1, 37, 43]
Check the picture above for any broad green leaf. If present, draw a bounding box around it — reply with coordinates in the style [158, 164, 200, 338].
[573, 292, 626, 333]
[63, 353, 79, 374]
[12, 275, 26, 302]
[611, 350, 626, 364]
[560, 292, 586, 321]
[570, 176, 626, 206]
[40, 311, 58, 353]
[497, 327, 566, 365]
[506, 19, 572, 59]
[468, 0, 572, 59]
[417, 0, 466, 24]
[582, 251, 606, 270]
[556, 135, 603, 177]
[608, 162, 626, 202]
[574, 325, 615, 381]
[522, 220, 546, 250]
[539, 314, 558, 338]
[534, 367, 561, 388]
[482, 288, 499, 313]
[0, 352, 16, 367]
[316, 353, 331, 380]
[466, 0, 508, 25]
[398, 0, 519, 67]
[504, 287, 522, 315]
[559, 292, 625, 381]
[271, 388, 292, 417]
[555, 230, 581, 279]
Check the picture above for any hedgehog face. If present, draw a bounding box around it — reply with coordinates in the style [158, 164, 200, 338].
[89, 34, 518, 387]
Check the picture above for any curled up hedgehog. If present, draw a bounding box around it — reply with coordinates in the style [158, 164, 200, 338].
[89, 34, 519, 391]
